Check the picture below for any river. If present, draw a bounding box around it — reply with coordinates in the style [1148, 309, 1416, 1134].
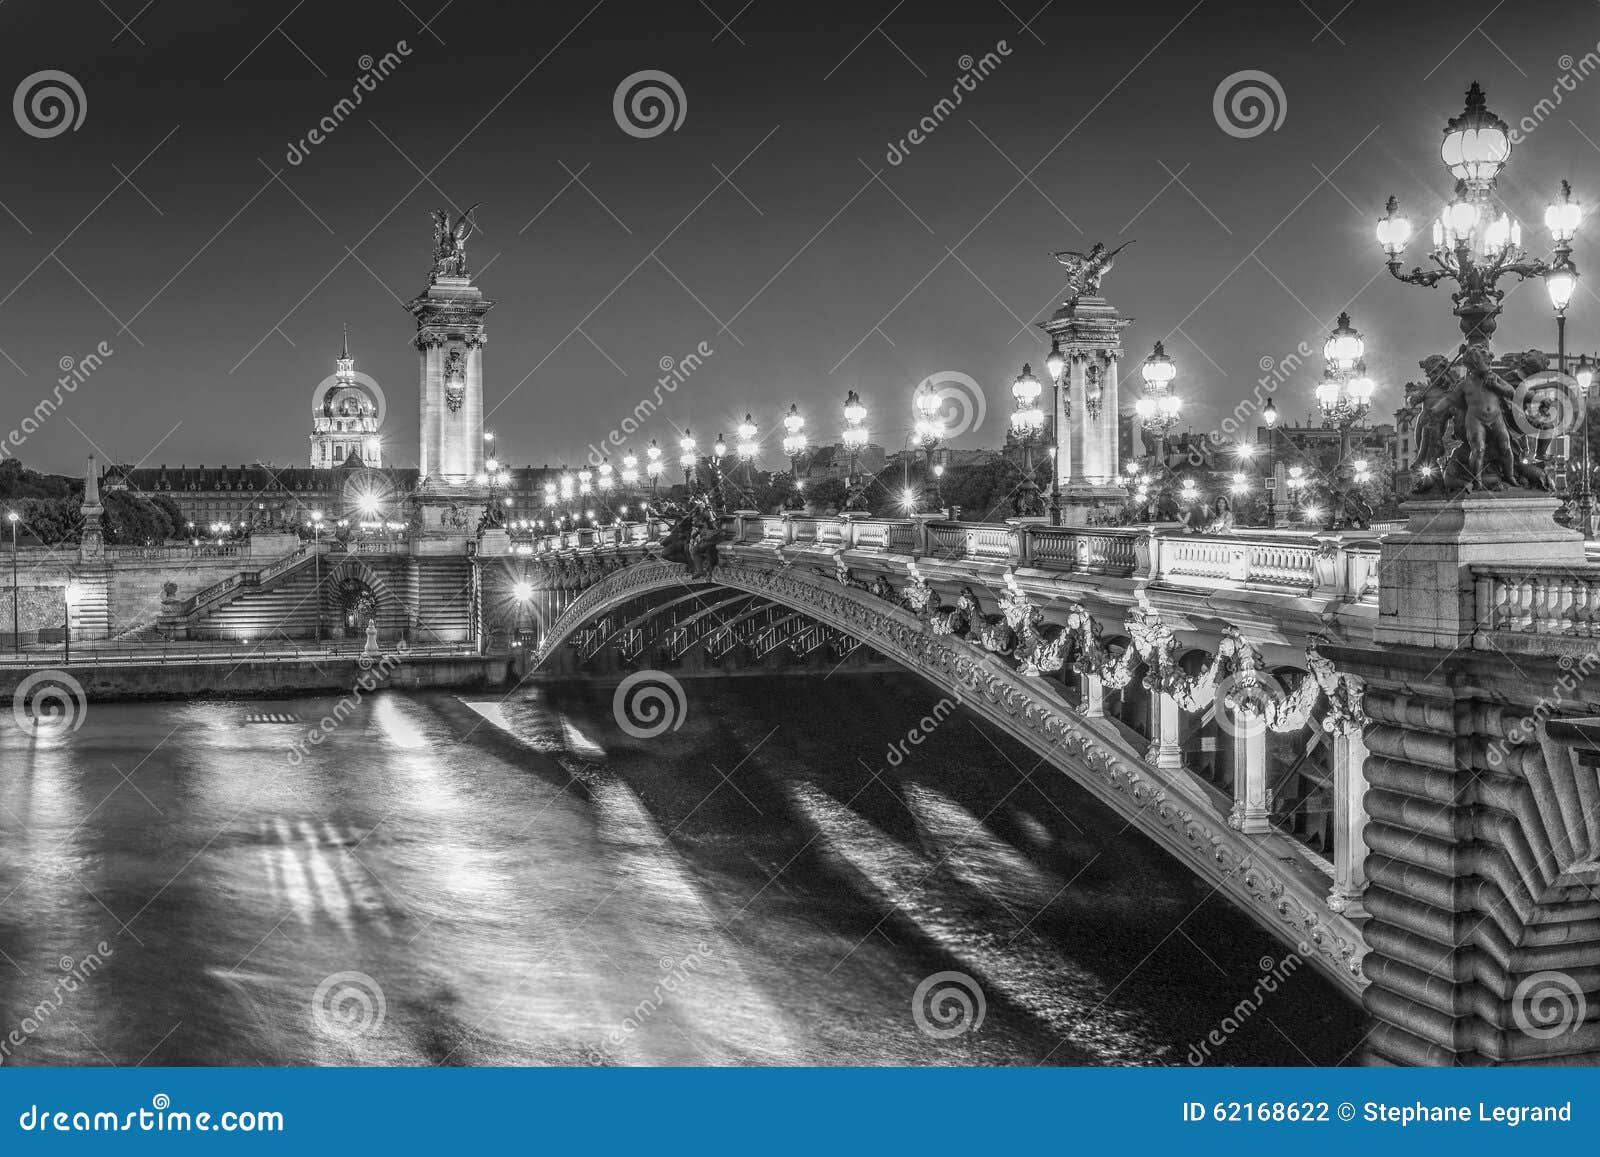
[0, 672, 1366, 1065]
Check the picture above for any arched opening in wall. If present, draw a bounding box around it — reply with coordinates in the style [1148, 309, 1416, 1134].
[1265, 666, 1334, 863]
[1176, 648, 1228, 794]
[1101, 635, 1150, 740]
[337, 577, 379, 638]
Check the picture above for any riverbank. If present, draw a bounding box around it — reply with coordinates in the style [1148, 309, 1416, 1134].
[0, 650, 506, 701]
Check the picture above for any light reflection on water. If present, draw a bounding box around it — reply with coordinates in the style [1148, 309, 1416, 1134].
[0, 675, 1367, 1066]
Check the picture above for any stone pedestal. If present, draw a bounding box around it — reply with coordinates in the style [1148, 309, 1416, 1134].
[1375, 492, 1581, 649]
[1057, 484, 1126, 527]
[1327, 489, 1600, 1066]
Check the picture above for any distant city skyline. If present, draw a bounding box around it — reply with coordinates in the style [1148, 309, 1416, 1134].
[3, 1, 1599, 476]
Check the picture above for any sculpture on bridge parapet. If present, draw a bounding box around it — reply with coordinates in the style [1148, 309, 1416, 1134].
[1406, 346, 1561, 493]
[1050, 240, 1133, 300]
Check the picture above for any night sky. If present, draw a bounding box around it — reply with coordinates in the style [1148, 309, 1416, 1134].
[3, 0, 1598, 476]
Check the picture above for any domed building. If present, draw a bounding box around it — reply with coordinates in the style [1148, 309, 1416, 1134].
[310, 326, 384, 469]
[104, 332, 419, 531]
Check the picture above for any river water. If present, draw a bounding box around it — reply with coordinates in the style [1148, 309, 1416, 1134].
[0, 672, 1366, 1066]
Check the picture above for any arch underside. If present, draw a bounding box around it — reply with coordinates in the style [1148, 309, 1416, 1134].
[534, 558, 1367, 996]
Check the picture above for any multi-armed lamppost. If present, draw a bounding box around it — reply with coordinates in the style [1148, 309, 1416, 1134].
[679, 430, 697, 490]
[1011, 363, 1045, 516]
[842, 390, 869, 511]
[912, 383, 945, 513]
[1137, 341, 1181, 466]
[782, 404, 808, 504]
[1377, 82, 1585, 494]
[645, 438, 663, 499]
[1314, 312, 1377, 529]
[621, 449, 640, 505]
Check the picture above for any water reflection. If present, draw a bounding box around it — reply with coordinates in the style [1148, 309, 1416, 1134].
[0, 674, 1366, 1065]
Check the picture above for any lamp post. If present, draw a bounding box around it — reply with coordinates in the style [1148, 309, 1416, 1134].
[1011, 363, 1045, 516]
[310, 510, 324, 643]
[782, 404, 808, 507]
[1044, 338, 1066, 525]
[645, 438, 663, 502]
[842, 390, 869, 512]
[7, 510, 17, 651]
[735, 415, 758, 500]
[711, 432, 728, 509]
[1377, 82, 1584, 490]
[679, 430, 697, 490]
[1136, 342, 1181, 517]
[1314, 312, 1376, 530]
[1576, 354, 1596, 523]
[1262, 396, 1279, 527]
[912, 383, 945, 514]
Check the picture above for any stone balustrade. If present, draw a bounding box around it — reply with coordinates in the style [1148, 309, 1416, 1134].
[1472, 563, 1600, 653]
[677, 514, 1384, 601]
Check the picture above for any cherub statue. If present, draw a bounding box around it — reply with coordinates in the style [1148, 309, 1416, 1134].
[1049, 240, 1133, 299]
[1455, 345, 1519, 491]
[1408, 353, 1460, 490]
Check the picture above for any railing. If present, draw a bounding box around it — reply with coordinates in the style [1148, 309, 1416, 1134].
[1474, 564, 1600, 641]
[256, 543, 314, 584]
[106, 542, 248, 561]
[512, 515, 1384, 601]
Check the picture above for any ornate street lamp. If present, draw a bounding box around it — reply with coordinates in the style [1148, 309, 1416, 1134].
[645, 438, 663, 498]
[1378, 82, 1585, 494]
[1010, 363, 1045, 516]
[912, 381, 945, 513]
[679, 430, 697, 489]
[1043, 341, 1066, 524]
[736, 414, 758, 462]
[1312, 312, 1376, 530]
[782, 404, 808, 506]
[842, 390, 869, 511]
[1262, 395, 1280, 527]
[1136, 341, 1181, 464]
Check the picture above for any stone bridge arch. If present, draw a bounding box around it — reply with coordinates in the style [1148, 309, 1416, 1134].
[530, 556, 1368, 995]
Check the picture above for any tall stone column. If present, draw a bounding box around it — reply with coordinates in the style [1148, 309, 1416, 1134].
[406, 227, 494, 547]
[1066, 354, 1089, 486]
[1098, 352, 1121, 485]
[1040, 292, 1129, 524]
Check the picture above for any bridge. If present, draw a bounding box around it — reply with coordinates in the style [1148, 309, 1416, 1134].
[35, 482, 1600, 1066]
[454, 497, 1600, 1068]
